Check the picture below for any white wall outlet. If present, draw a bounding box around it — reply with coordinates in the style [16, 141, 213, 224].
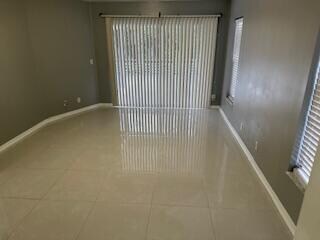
[240, 122, 244, 131]
[63, 100, 68, 107]
[89, 58, 94, 65]
[255, 141, 259, 151]
[77, 97, 81, 103]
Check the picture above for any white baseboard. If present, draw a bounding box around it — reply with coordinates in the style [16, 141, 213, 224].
[0, 103, 296, 235]
[209, 105, 220, 109]
[218, 107, 296, 236]
[98, 103, 114, 108]
[0, 103, 113, 154]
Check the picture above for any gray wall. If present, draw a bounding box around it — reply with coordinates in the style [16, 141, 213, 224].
[0, 0, 99, 145]
[90, 0, 230, 104]
[221, 0, 320, 222]
[0, 1, 44, 145]
[295, 125, 320, 239]
[25, 0, 99, 116]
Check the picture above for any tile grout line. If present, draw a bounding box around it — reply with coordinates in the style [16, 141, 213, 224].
[0, 167, 25, 194]
[74, 201, 97, 240]
[0, 196, 42, 201]
[144, 177, 156, 240]
[150, 202, 211, 208]
[40, 168, 70, 200]
[6, 198, 41, 239]
[0, 168, 66, 202]
[202, 177, 218, 240]
[6, 167, 70, 239]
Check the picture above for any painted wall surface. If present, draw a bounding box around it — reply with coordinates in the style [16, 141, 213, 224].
[25, 0, 99, 117]
[221, 0, 320, 222]
[90, 1, 230, 104]
[295, 144, 320, 239]
[0, 1, 44, 145]
[0, 0, 99, 145]
[294, 32, 320, 240]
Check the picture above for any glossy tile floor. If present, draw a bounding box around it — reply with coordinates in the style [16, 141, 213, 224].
[0, 108, 292, 240]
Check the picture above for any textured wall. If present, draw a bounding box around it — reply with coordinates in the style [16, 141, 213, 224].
[90, 0, 230, 104]
[221, 0, 320, 222]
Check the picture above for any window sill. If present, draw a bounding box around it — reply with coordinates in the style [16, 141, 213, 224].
[226, 96, 234, 106]
[286, 169, 307, 193]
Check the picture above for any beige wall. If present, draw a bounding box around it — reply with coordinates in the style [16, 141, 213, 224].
[221, 0, 320, 222]
[0, 0, 99, 145]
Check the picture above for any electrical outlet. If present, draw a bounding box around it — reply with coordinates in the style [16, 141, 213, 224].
[63, 100, 68, 107]
[255, 141, 259, 151]
[211, 94, 216, 102]
[77, 97, 81, 104]
[89, 58, 94, 65]
[240, 122, 244, 131]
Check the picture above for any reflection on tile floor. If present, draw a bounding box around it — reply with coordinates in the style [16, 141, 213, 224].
[0, 108, 292, 240]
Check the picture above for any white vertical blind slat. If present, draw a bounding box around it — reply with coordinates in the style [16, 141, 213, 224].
[147, 18, 152, 108]
[174, 18, 179, 108]
[183, 20, 188, 108]
[112, 21, 120, 105]
[186, 18, 193, 108]
[207, 19, 218, 106]
[134, 19, 140, 107]
[141, 19, 146, 107]
[194, 19, 201, 107]
[190, 18, 195, 108]
[199, 18, 206, 108]
[160, 19, 164, 108]
[150, 18, 155, 108]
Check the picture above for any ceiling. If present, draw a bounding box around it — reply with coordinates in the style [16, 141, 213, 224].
[82, 0, 204, 2]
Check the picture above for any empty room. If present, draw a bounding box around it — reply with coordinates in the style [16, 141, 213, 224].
[0, 0, 320, 239]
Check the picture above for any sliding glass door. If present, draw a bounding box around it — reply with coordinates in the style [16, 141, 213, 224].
[110, 17, 218, 108]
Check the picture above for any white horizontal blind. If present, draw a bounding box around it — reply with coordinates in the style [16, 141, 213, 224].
[296, 60, 320, 184]
[229, 18, 243, 101]
[111, 17, 218, 108]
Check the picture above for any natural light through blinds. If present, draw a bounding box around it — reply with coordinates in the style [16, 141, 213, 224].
[229, 18, 243, 101]
[111, 17, 218, 108]
[296, 60, 320, 185]
[119, 108, 209, 174]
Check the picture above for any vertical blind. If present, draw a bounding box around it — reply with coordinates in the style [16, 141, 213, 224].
[296, 60, 320, 185]
[229, 18, 243, 101]
[111, 17, 218, 108]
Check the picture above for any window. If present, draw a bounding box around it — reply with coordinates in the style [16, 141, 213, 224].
[228, 17, 243, 102]
[111, 17, 218, 108]
[294, 57, 320, 186]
